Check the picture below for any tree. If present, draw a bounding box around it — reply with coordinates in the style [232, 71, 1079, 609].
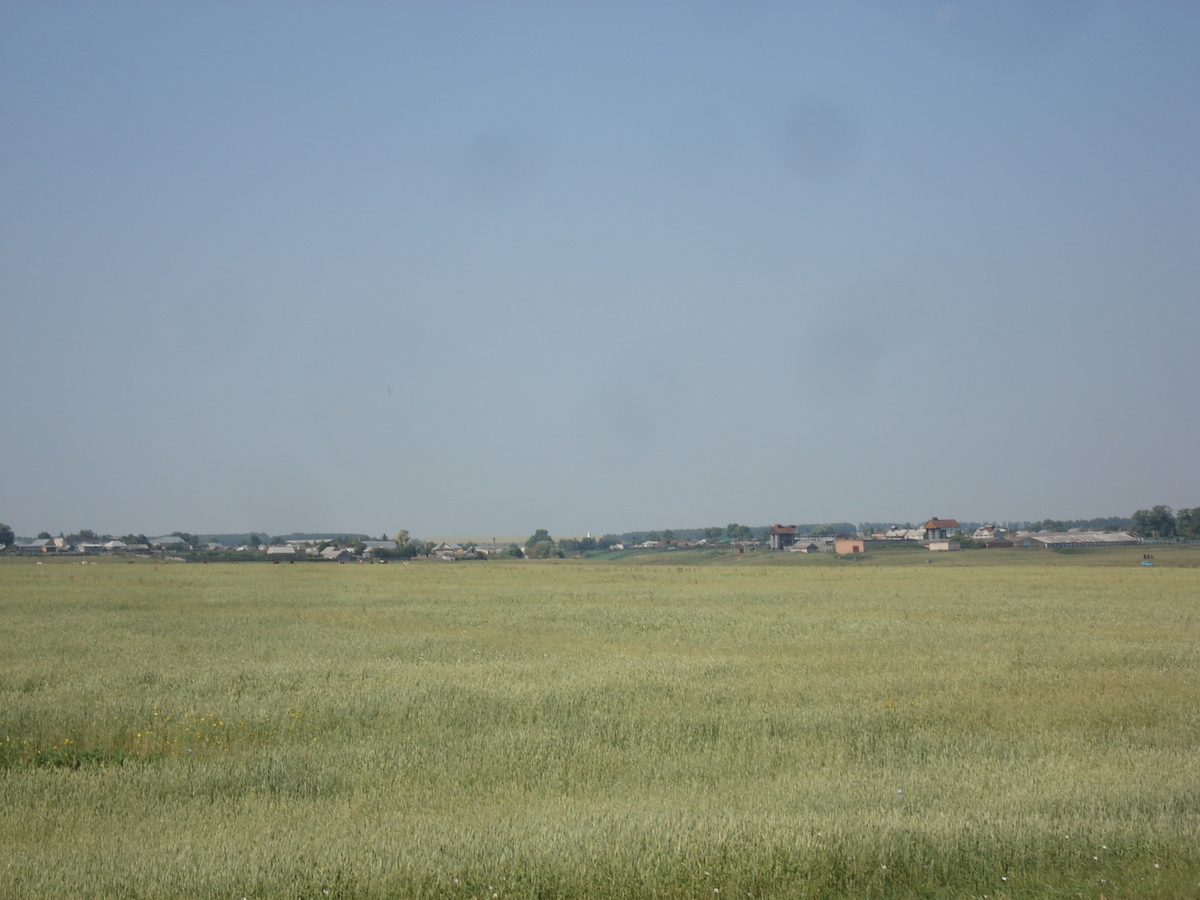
[1132, 506, 1177, 539]
[952, 531, 983, 550]
[662, 529, 675, 543]
[647, 531, 661, 543]
[703, 526, 723, 542]
[0, 523, 13, 547]
[506, 543, 524, 558]
[528, 540, 561, 559]
[393, 530, 410, 546]
[1031, 519, 1066, 533]
[527, 529, 553, 547]
[1177, 508, 1199, 540]
[37, 531, 52, 540]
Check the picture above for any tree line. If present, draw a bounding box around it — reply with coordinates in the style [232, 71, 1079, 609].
[1131, 506, 1199, 540]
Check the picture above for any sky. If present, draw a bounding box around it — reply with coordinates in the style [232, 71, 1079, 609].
[1, 1, 1197, 539]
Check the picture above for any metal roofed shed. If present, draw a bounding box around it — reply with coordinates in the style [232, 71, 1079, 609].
[1010, 531, 1140, 549]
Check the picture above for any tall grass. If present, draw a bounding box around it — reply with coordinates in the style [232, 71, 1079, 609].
[1, 559, 1197, 898]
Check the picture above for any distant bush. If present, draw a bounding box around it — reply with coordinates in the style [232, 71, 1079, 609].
[952, 533, 984, 549]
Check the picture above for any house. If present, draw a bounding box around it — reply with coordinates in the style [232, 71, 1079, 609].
[361, 540, 397, 557]
[835, 539, 866, 554]
[923, 518, 960, 541]
[973, 525, 1003, 540]
[321, 546, 354, 561]
[432, 542, 463, 557]
[877, 526, 926, 541]
[266, 545, 295, 556]
[149, 536, 187, 548]
[767, 524, 799, 551]
[102, 540, 127, 551]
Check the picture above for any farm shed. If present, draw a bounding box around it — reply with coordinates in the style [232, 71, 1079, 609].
[1010, 531, 1139, 549]
[789, 540, 827, 553]
[15, 538, 55, 553]
[835, 539, 865, 554]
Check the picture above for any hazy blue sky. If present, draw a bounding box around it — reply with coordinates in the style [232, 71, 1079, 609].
[2, 1, 1197, 538]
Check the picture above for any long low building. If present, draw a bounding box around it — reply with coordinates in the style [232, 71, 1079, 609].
[1009, 531, 1140, 549]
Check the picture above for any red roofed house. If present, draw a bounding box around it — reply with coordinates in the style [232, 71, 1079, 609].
[923, 518, 960, 541]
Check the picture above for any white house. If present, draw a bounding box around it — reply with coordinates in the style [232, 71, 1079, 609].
[973, 525, 1003, 540]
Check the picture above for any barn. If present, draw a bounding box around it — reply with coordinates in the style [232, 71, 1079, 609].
[767, 525, 799, 551]
[923, 518, 960, 541]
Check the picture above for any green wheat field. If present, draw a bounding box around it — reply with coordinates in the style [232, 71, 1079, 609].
[2, 551, 1198, 899]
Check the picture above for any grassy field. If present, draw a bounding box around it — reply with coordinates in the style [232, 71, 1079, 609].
[1, 554, 1198, 899]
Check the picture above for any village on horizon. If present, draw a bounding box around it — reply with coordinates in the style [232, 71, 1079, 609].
[3, 506, 1194, 561]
